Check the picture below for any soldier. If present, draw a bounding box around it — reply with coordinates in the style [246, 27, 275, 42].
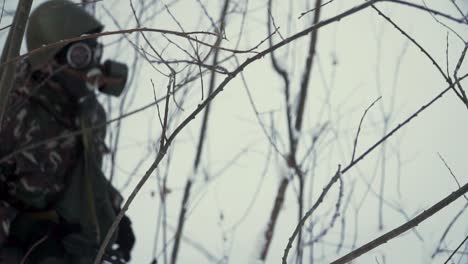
[0, 0, 134, 263]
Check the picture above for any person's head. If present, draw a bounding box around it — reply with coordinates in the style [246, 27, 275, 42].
[25, 0, 128, 99]
[26, 0, 103, 71]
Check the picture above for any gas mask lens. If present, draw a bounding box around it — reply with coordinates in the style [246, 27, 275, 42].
[65, 41, 103, 69]
[66, 42, 92, 69]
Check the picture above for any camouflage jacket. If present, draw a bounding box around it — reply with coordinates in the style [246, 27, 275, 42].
[0, 63, 117, 259]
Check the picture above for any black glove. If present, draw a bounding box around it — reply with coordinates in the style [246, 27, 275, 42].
[115, 215, 135, 262]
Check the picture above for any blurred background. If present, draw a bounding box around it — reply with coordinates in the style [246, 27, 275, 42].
[2, 0, 468, 263]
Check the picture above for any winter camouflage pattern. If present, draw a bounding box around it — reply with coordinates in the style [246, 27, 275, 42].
[0, 61, 117, 263]
[0, 64, 77, 241]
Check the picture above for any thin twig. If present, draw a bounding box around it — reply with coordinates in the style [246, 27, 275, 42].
[450, 0, 468, 24]
[371, 5, 465, 105]
[332, 182, 468, 264]
[432, 202, 468, 258]
[151, 79, 165, 130]
[170, 1, 230, 262]
[437, 153, 468, 202]
[298, 0, 335, 19]
[443, 235, 468, 264]
[283, 165, 342, 264]
[386, 0, 467, 24]
[282, 73, 468, 263]
[351, 97, 382, 162]
[0, 27, 220, 71]
[421, 0, 465, 43]
[238, 60, 283, 156]
[343, 73, 468, 176]
[304, 175, 344, 245]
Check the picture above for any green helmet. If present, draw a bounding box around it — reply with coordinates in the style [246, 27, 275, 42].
[26, 0, 103, 70]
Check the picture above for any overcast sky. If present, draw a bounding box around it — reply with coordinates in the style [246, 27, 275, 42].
[2, 0, 468, 263]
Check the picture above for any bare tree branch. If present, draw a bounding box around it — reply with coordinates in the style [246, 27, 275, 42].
[170, 1, 230, 263]
[95, 1, 445, 262]
[332, 182, 468, 264]
[0, 0, 32, 126]
[282, 73, 468, 263]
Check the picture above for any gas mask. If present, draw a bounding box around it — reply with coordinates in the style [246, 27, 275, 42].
[55, 39, 128, 99]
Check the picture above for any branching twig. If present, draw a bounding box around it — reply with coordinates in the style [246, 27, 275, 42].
[0, 27, 221, 70]
[332, 182, 468, 263]
[304, 175, 344, 245]
[170, 1, 231, 262]
[371, 5, 466, 107]
[95, 1, 421, 262]
[298, 0, 335, 19]
[351, 97, 382, 162]
[443, 234, 468, 264]
[438, 152, 468, 201]
[432, 202, 468, 258]
[282, 74, 468, 263]
[386, 0, 468, 24]
[282, 165, 342, 264]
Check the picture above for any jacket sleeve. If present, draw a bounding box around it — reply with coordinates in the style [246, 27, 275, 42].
[0, 94, 79, 211]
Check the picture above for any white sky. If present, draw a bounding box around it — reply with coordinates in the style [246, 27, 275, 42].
[2, 0, 468, 263]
